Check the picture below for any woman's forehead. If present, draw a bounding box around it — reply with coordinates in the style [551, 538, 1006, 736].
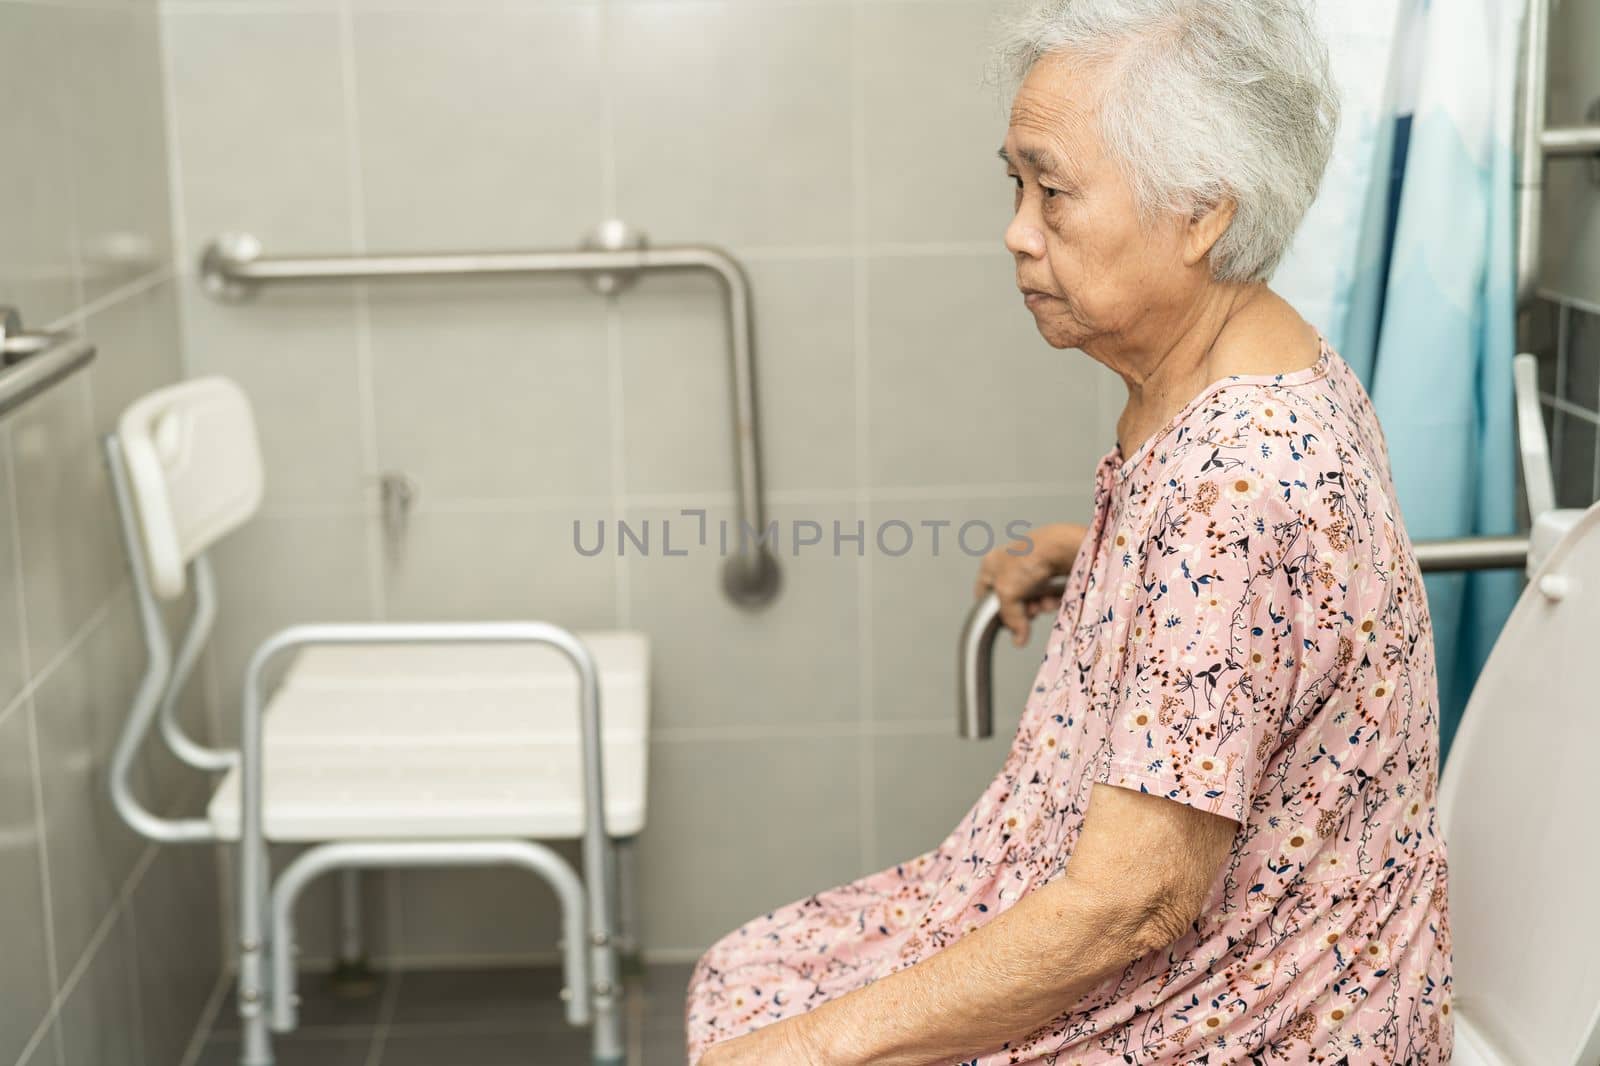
[1004, 83, 1099, 176]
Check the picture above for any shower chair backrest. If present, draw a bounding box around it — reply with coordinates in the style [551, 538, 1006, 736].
[116, 376, 264, 601]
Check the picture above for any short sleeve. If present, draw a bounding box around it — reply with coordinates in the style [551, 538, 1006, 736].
[1099, 460, 1302, 822]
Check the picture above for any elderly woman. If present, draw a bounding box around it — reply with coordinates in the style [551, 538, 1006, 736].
[687, 0, 1452, 1062]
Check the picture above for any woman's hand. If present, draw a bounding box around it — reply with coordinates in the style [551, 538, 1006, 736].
[696, 1014, 827, 1066]
[974, 522, 1086, 647]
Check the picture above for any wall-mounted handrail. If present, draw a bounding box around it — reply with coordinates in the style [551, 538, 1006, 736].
[1516, 0, 1600, 309]
[0, 307, 96, 418]
[198, 228, 780, 608]
[957, 535, 1532, 740]
[1541, 128, 1600, 157]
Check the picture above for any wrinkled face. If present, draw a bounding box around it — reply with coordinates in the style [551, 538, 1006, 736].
[1001, 55, 1197, 353]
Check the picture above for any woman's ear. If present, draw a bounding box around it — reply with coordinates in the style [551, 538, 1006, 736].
[1182, 198, 1236, 268]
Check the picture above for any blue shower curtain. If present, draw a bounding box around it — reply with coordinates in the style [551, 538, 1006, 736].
[1333, 0, 1524, 756]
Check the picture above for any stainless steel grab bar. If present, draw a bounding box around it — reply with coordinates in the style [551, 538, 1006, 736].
[0, 307, 97, 418]
[957, 534, 1531, 739]
[1516, 0, 1600, 308]
[198, 226, 781, 608]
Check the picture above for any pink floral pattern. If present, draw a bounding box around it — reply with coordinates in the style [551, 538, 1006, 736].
[687, 339, 1452, 1064]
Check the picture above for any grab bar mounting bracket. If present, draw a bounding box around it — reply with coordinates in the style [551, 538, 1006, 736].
[202, 232, 263, 302]
[581, 219, 647, 296]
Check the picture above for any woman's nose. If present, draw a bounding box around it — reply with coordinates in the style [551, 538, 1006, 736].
[1005, 213, 1046, 260]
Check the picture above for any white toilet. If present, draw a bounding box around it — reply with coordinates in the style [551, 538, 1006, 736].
[1441, 499, 1600, 1065]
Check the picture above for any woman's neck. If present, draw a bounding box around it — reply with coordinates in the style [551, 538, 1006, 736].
[1102, 284, 1317, 459]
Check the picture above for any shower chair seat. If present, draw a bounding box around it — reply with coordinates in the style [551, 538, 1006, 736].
[205, 633, 649, 841]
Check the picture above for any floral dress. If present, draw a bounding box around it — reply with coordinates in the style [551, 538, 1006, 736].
[686, 337, 1453, 1065]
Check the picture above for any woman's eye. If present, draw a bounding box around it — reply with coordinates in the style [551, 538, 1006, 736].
[1011, 175, 1024, 190]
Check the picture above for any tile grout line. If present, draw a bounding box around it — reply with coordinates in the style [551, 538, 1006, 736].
[626, 960, 649, 1066]
[22, 621, 200, 1066]
[650, 718, 996, 742]
[147, 0, 963, 8]
[175, 968, 233, 1066]
[600, 0, 632, 628]
[9, 993, 53, 1066]
[1553, 304, 1570, 482]
[156, 0, 193, 268]
[1541, 392, 1600, 427]
[1540, 286, 1600, 321]
[236, 488, 1096, 549]
[57, 1, 88, 336]
[18, 841, 162, 1066]
[238, 481, 1092, 514]
[0, 587, 119, 739]
[148, 0, 995, 10]
[1578, 300, 1600, 504]
[341, 1, 405, 977]
[599, 0, 620, 224]
[607, 304, 632, 627]
[337, 0, 368, 256]
[155, 239, 1009, 270]
[383, 827, 404, 1026]
[3, 568, 127, 1066]
[362, 963, 405, 1066]
[18, 698, 64, 1066]
[0, 419, 33, 721]
[0, 685, 23, 734]
[123, 890, 151, 1066]
[42, 261, 177, 335]
[337, 0, 389, 629]
[849, 0, 877, 875]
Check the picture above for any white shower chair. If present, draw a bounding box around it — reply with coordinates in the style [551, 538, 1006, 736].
[103, 375, 647, 1066]
[1440, 496, 1600, 1065]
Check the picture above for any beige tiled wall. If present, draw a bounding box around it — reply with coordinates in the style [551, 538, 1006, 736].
[0, 1, 219, 1064]
[160, 0, 1121, 962]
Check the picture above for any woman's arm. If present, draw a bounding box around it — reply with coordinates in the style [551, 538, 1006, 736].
[697, 784, 1238, 1066]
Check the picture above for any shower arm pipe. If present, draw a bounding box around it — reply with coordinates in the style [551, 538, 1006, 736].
[957, 534, 1532, 740]
[1516, 0, 1600, 309]
[198, 231, 779, 608]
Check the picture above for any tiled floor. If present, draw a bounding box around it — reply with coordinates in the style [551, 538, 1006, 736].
[196, 964, 693, 1066]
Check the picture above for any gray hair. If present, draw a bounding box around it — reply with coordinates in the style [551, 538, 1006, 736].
[994, 0, 1340, 283]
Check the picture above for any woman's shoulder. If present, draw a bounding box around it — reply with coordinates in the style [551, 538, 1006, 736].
[1137, 359, 1398, 535]
[1176, 347, 1384, 471]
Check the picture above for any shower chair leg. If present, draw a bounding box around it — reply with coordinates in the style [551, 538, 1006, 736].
[240, 1012, 273, 1066]
[590, 838, 626, 1066]
[591, 945, 625, 1066]
[330, 869, 378, 997]
[239, 847, 275, 1065]
[267, 840, 599, 1047]
[616, 835, 642, 975]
